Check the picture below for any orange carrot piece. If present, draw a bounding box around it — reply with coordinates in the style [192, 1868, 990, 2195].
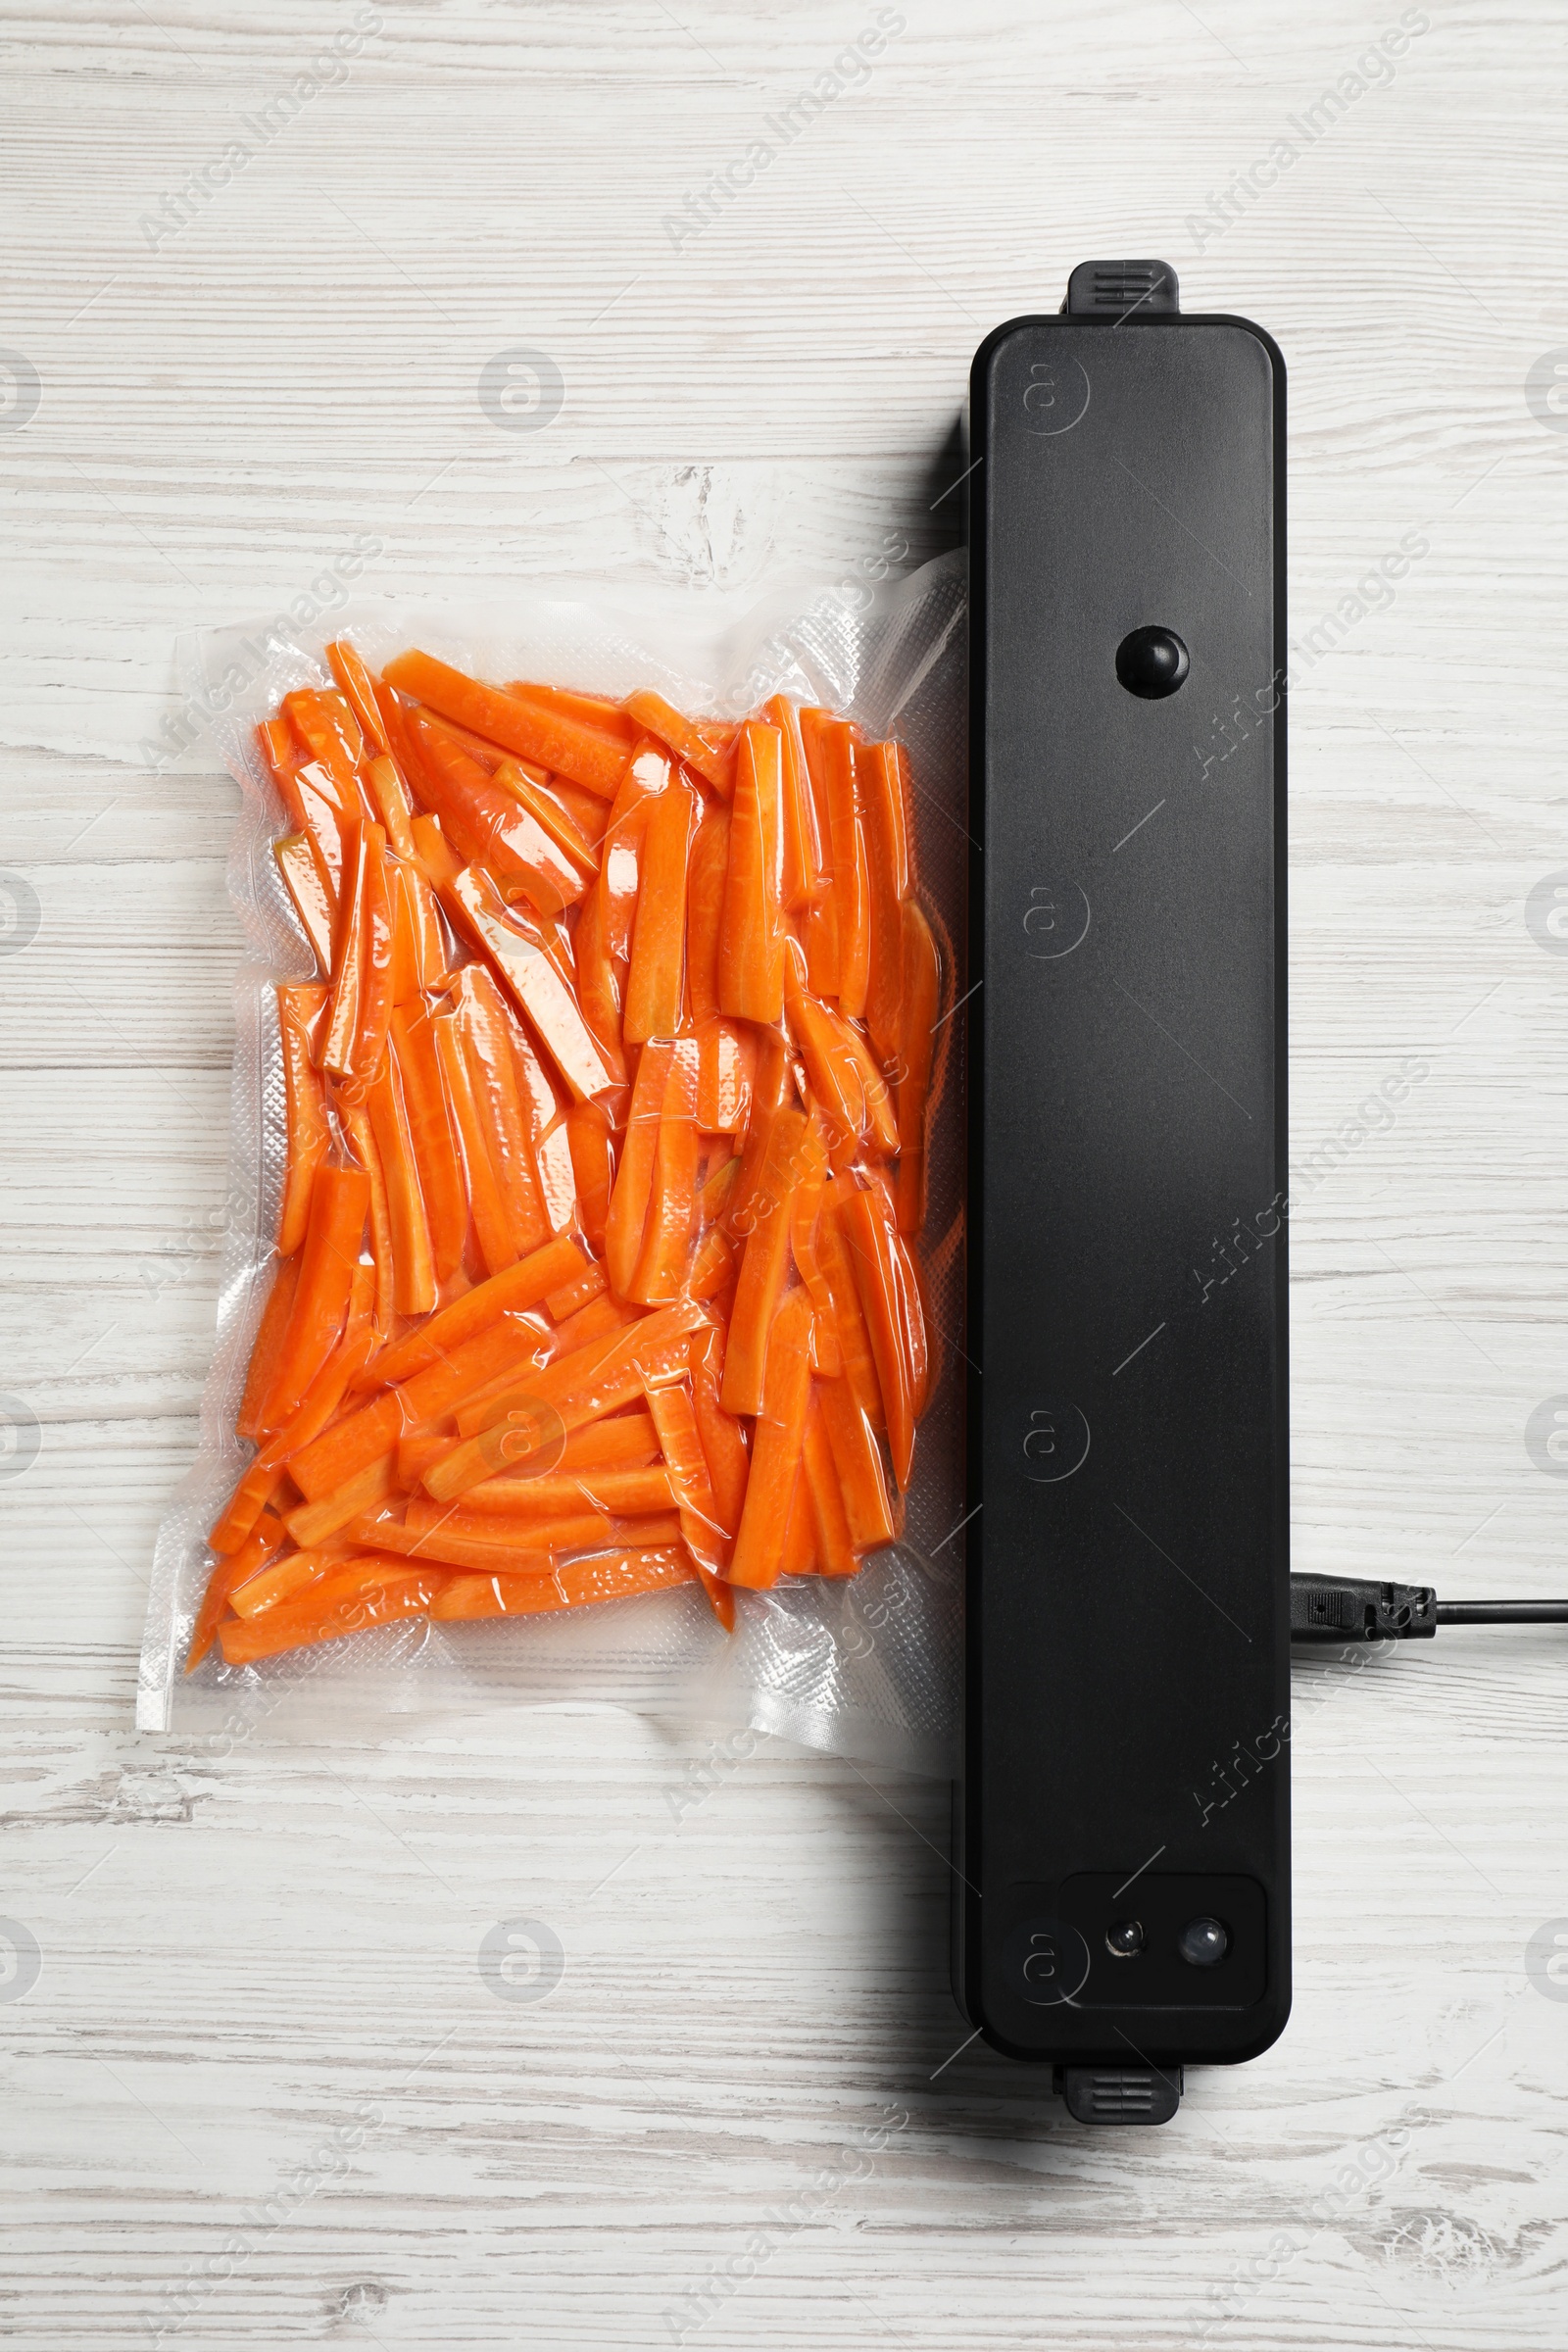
[283, 688, 365, 806]
[386, 1008, 467, 1285]
[366, 1054, 436, 1317]
[803, 1389, 858, 1575]
[895, 902, 941, 1235]
[319, 819, 367, 1077]
[366, 753, 416, 860]
[763, 695, 820, 912]
[508, 682, 639, 747]
[428, 1546, 694, 1620]
[508, 1020, 575, 1236]
[382, 651, 631, 798]
[411, 713, 587, 916]
[789, 1122, 841, 1378]
[816, 1182, 885, 1431]
[642, 1374, 727, 1576]
[352, 1233, 583, 1396]
[624, 772, 697, 1044]
[565, 1102, 615, 1253]
[691, 1322, 749, 1539]
[456, 966, 550, 1261]
[360, 1502, 602, 1571]
[781, 1470, 818, 1578]
[492, 759, 600, 883]
[276, 982, 329, 1258]
[839, 1181, 916, 1490]
[185, 1509, 287, 1671]
[284, 1452, 400, 1547]
[218, 1564, 441, 1665]
[227, 1545, 338, 1621]
[621, 692, 737, 796]
[727, 1289, 813, 1589]
[348, 822, 394, 1092]
[461, 1465, 673, 1518]
[628, 1040, 701, 1306]
[688, 1223, 735, 1301]
[822, 720, 869, 1017]
[451, 1292, 633, 1437]
[784, 940, 897, 1162]
[862, 739, 911, 1067]
[208, 1456, 286, 1558]
[570, 881, 625, 1091]
[605, 1039, 674, 1297]
[262, 1164, 369, 1428]
[697, 1018, 754, 1135]
[717, 719, 785, 1024]
[433, 1009, 514, 1277]
[799, 709, 841, 995]
[272, 833, 336, 972]
[685, 805, 729, 1026]
[817, 1374, 897, 1550]
[722, 1108, 808, 1415]
[213, 1272, 375, 1550]
[237, 1254, 300, 1441]
[325, 639, 388, 758]
[454, 866, 620, 1104]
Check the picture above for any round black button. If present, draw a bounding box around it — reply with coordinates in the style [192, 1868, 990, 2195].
[1116, 625, 1190, 700]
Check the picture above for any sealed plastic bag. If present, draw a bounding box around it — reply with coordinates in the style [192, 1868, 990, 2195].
[137, 553, 965, 1773]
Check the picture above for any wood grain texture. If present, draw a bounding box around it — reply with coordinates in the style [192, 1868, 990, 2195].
[4, 1, 1568, 2344]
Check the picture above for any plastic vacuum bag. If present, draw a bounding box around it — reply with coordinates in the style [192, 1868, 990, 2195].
[136, 553, 966, 1774]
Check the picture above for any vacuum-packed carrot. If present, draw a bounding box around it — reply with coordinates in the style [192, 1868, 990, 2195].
[237, 1254, 300, 1440]
[320, 820, 367, 1077]
[411, 714, 588, 917]
[508, 682, 639, 747]
[570, 883, 625, 1090]
[789, 1123, 841, 1378]
[798, 710, 840, 995]
[689, 1224, 735, 1301]
[643, 1375, 727, 1575]
[276, 983, 329, 1258]
[366, 753, 416, 860]
[816, 1374, 897, 1550]
[781, 1473, 818, 1578]
[717, 720, 785, 1024]
[366, 1054, 436, 1317]
[690, 1324, 749, 1538]
[340, 1102, 394, 1339]
[839, 1180, 915, 1490]
[508, 1022, 575, 1235]
[782, 941, 897, 1161]
[383, 651, 632, 798]
[377, 1500, 610, 1570]
[348, 823, 394, 1092]
[186, 1509, 287, 1670]
[722, 1107, 808, 1414]
[727, 1288, 813, 1589]
[628, 1040, 700, 1305]
[429, 1546, 694, 1620]
[815, 1182, 884, 1430]
[432, 1011, 514, 1276]
[462, 1465, 672, 1518]
[219, 1565, 440, 1665]
[262, 1163, 369, 1428]
[821, 720, 869, 1017]
[284, 1452, 400, 1547]
[389, 1008, 468, 1285]
[763, 695, 819, 912]
[565, 1101, 614, 1252]
[803, 1390, 857, 1575]
[862, 739, 911, 1066]
[624, 773, 697, 1044]
[283, 688, 365, 806]
[697, 1019, 753, 1135]
[622, 692, 737, 795]
[685, 806, 728, 1025]
[325, 638, 388, 757]
[895, 901, 940, 1235]
[273, 834, 336, 972]
[226, 1545, 338, 1621]
[493, 759, 600, 883]
[598, 745, 668, 964]
[455, 967, 549, 1261]
[605, 1038, 673, 1296]
[454, 867, 619, 1104]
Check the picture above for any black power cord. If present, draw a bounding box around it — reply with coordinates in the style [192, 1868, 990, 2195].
[1290, 1572, 1568, 1643]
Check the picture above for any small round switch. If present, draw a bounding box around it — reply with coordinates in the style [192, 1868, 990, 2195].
[1116, 625, 1190, 700]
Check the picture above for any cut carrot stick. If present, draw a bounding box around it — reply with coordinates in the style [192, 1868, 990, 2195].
[341, 1101, 394, 1341]
[461, 1466, 673, 1518]
[348, 821, 394, 1092]
[383, 652, 632, 798]
[624, 772, 697, 1044]
[803, 1389, 858, 1576]
[763, 695, 819, 913]
[411, 712, 588, 916]
[366, 753, 416, 860]
[781, 1471, 818, 1578]
[717, 719, 785, 1024]
[621, 692, 737, 796]
[455, 966, 550, 1261]
[283, 688, 365, 805]
[508, 1022, 574, 1236]
[816, 1374, 897, 1550]
[721, 1107, 807, 1415]
[507, 682, 639, 747]
[565, 1102, 614, 1253]
[821, 720, 869, 1018]
[389, 1008, 468, 1285]
[366, 1054, 436, 1317]
[789, 1122, 841, 1378]
[727, 1288, 813, 1589]
[642, 1375, 727, 1575]
[219, 1565, 441, 1665]
[685, 805, 729, 1026]
[262, 1164, 369, 1429]
[284, 1451, 400, 1546]
[815, 1181, 884, 1431]
[454, 866, 619, 1103]
[861, 739, 911, 1067]
[185, 1509, 287, 1671]
[895, 901, 940, 1236]
[276, 982, 329, 1258]
[429, 1546, 694, 1620]
[628, 1040, 700, 1305]
[227, 1545, 338, 1621]
[237, 1254, 300, 1441]
[605, 1039, 673, 1297]
[433, 1010, 514, 1277]
[839, 1179, 915, 1491]
[798, 709, 840, 995]
[320, 819, 367, 1077]
[273, 834, 336, 972]
[492, 759, 600, 883]
[325, 639, 388, 758]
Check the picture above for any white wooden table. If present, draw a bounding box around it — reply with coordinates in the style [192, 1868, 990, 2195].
[6, 4, 1568, 2344]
